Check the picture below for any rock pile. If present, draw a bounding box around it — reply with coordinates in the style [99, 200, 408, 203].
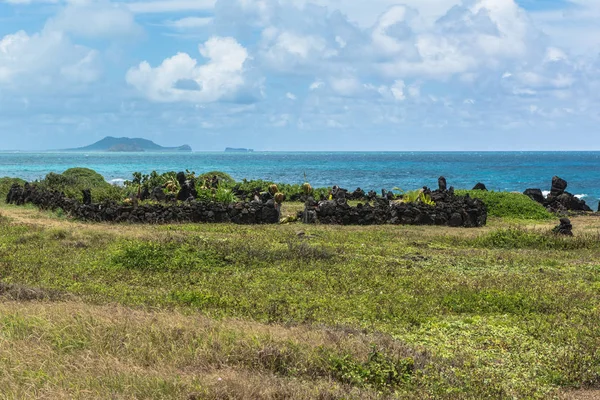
[302, 178, 487, 227]
[553, 218, 573, 236]
[524, 176, 592, 213]
[5, 183, 279, 225]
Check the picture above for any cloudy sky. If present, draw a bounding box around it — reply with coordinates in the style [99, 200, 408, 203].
[1, 0, 599, 151]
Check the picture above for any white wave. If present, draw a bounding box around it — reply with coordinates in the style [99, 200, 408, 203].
[542, 191, 586, 199]
[110, 178, 126, 186]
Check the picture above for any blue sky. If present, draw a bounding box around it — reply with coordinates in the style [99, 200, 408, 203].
[1, 0, 599, 151]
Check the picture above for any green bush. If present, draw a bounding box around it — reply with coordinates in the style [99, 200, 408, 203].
[456, 190, 553, 220]
[329, 347, 414, 391]
[39, 168, 125, 203]
[231, 179, 330, 201]
[62, 168, 107, 187]
[198, 171, 235, 186]
[0, 177, 26, 200]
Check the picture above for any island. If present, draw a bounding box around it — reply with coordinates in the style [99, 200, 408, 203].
[225, 147, 254, 153]
[66, 137, 192, 152]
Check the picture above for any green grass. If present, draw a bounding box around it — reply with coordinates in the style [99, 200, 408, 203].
[457, 190, 554, 220]
[0, 204, 599, 398]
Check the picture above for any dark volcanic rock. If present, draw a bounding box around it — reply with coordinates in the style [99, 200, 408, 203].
[177, 180, 197, 201]
[553, 218, 573, 236]
[544, 177, 592, 213]
[438, 176, 447, 192]
[82, 189, 92, 205]
[472, 183, 488, 191]
[309, 188, 486, 228]
[150, 187, 166, 202]
[551, 176, 568, 197]
[176, 171, 186, 185]
[524, 189, 545, 204]
[350, 188, 366, 200]
[6, 183, 281, 225]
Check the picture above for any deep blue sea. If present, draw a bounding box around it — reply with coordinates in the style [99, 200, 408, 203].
[1, 151, 599, 208]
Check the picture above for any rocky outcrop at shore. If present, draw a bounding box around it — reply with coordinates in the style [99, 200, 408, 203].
[524, 176, 592, 213]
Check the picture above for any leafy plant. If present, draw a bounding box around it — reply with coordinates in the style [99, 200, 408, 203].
[329, 347, 414, 391]
[214, 187, 236, 204]
[394, 189, 436, 206]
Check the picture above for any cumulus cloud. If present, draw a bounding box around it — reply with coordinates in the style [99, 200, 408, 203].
[47, 0, 142, 39]
[0, 0, 142, 92]
[126, 36, 255, 103]
[0, 29, 101, 88]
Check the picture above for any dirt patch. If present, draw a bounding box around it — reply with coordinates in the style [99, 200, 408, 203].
[563, 390, 600, 400]
[0, 282, 64, 302]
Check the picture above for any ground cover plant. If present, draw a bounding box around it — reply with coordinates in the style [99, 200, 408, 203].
[457, 190, 554, 220]
[0, 202, 599, 399]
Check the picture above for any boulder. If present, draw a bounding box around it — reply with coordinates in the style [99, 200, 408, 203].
[550, 176, 568, 197]
[150, 187, 166, 202]
[472, 183, 488, 191]
[176, 171, 186, 185]
[438, 176, 447, 192]
[524, 189, 545, 204]
[553, 218, 573, 236]
[351, 188, 366, 200]
[177, 180, 197, 202]
[82, 189, 92, 205]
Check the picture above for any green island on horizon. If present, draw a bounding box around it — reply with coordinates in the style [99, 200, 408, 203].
[65, 136, 193, 153]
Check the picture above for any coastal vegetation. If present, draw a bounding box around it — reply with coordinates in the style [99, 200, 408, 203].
[1, 168, 598, 398]
[0, 202, 599, 398]
[3, 168, 559, 222]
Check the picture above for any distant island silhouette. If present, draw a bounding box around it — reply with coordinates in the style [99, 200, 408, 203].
[225, 147, 254, 153]
[66, 137, 192, 152]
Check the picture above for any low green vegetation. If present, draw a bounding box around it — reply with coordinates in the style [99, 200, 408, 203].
[5, 169, 564, 221]
[39, 168, 126, 203]
[0, 177, 26, 199]
[457, 190, 554, 220]
[0, 203, 598, 398]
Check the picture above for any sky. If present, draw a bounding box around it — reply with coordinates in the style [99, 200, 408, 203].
[1, 0, 600, 151]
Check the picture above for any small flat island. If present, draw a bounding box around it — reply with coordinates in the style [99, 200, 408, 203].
[225, 147, 254, 153]
[66, 137, 192, 152]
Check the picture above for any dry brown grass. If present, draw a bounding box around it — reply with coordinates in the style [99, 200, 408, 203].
[0, 300, 424, 399]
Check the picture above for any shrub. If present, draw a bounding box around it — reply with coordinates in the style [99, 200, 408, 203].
[0, 177, 26, 200]
[328, 347, 414, 391]
[62, 168, 107, 187]
[198, 171, 235, 186]
[39, 168, 125, 203]
[456, 190, 553, 220]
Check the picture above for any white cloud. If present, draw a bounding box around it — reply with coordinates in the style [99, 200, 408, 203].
[127, 0, 216, 13]
[47, 1, 142, 39]
[390, 80, 406, 101]
[126, 36, 253, 103]
[0, 29, 101, 88]
[165, 16, 214, 30]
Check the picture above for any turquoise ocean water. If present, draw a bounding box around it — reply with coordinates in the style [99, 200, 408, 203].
[1, 151, 599, 208]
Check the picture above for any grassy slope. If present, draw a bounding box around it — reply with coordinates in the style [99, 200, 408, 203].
[1, 204, 600, 399]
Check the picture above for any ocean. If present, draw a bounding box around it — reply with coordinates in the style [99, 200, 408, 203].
[1, 151, 599, 209]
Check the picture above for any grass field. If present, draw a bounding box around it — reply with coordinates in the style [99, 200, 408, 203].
[1, 202, 599, 399]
